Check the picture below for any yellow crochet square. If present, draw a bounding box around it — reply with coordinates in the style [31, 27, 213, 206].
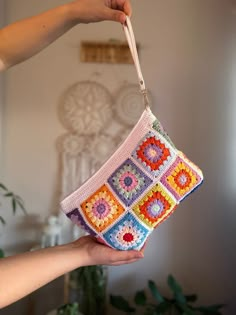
[132, 184, 177, 228]
[167, 164, 197, 196]
[160, 156, 202, 201]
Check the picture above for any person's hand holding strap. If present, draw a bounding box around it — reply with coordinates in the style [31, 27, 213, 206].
[68, 0, 132, 24]
[0, 0, 131, 70]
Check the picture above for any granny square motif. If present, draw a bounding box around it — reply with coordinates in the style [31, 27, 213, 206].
[160, 154, 203, 202]
[132, 131, 176, 177]
[80, 184, 125, 233]
[60, 108, 203, 251]
[132, 183, 177, 229]
[107, 158, 153, 207]
[60, 16, 203, 251]
[103, 212, 150, 250]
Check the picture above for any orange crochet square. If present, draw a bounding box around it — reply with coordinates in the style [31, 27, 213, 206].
[132, 132, 176, 177]
[136, 136, 170, 171]
[80, 184, 125, 232]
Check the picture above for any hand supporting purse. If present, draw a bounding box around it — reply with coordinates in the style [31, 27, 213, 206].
[60, 16, 203, 251]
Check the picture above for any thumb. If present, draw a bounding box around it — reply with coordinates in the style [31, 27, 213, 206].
[103, 7, 126, 23]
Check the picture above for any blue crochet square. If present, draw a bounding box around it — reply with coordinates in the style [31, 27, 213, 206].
[103, 212, 151, 250]
[107, 158, 153, 207]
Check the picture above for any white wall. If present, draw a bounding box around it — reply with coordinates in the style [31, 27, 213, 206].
[1, 0, 236, 314]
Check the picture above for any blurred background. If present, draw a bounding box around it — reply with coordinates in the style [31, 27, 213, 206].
[0, 0, 235, 314]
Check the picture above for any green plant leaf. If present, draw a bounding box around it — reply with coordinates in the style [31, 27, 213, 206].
[15, 194, 24, 203]
[155, 301, 172, 313]
[4, 192, 13, 197]
[0, 248, 5, 258]
[15, 198, 27, 214]
[148, 280, 164, 303]
[134, 290, 147, 305]
[167, 275, 183, 294]
[12, 198, 16, 215]
[0, 216, 6, 225]
[0, 183, 7, 191]
[110, 295, 136, 313]
[57, 302, 79, 315]
[193, 304, 225, 314]
[180, 305, 196, 315]
[167, 275, 186, 305]
[185, 294, 198, 303]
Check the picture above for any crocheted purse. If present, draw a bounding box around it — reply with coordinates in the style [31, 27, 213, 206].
[60, 17, 203, 250]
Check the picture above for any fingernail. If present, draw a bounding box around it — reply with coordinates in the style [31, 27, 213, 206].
[120, 13, 126, 24]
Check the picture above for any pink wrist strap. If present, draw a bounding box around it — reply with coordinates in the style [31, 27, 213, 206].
[123, 16, 149, 108]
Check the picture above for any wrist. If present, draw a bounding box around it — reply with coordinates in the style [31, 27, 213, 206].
[53, 242, 84, 272]
[53, 3, 78, 29]
[63, 2, 82, 26]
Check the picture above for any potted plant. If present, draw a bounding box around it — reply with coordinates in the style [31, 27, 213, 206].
[57, 302, 81, 315]
[0, 183, 26, 257]
[110, 275, 225, 315]
[47, 302, 83, 315]
[47, 266, 107, 315]
[68, 265, 108, 315]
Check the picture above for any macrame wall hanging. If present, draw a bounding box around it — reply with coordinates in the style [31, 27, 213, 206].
[57, 80, 151, 242]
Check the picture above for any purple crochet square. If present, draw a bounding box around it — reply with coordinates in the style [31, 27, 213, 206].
[107, 158, 153, 207]
[66, 208, 96, 236]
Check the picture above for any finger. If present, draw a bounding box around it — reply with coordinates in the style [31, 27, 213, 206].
[111, 0, 118, 10]
[112, 0, 132, 16]
[103, 7, 126, 23]
[109, 250, 144, 264]
[122, 0, 132, 17]
[111, 258, 142, 266]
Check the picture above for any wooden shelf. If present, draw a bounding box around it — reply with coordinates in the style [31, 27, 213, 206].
[80, 40, 139, 64]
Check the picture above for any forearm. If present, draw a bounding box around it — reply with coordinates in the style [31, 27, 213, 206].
[0, 4, 74, 69]
[0, 243, 80, 308]
[0, 0, 131, 70]
[0, 235, 142, 308]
